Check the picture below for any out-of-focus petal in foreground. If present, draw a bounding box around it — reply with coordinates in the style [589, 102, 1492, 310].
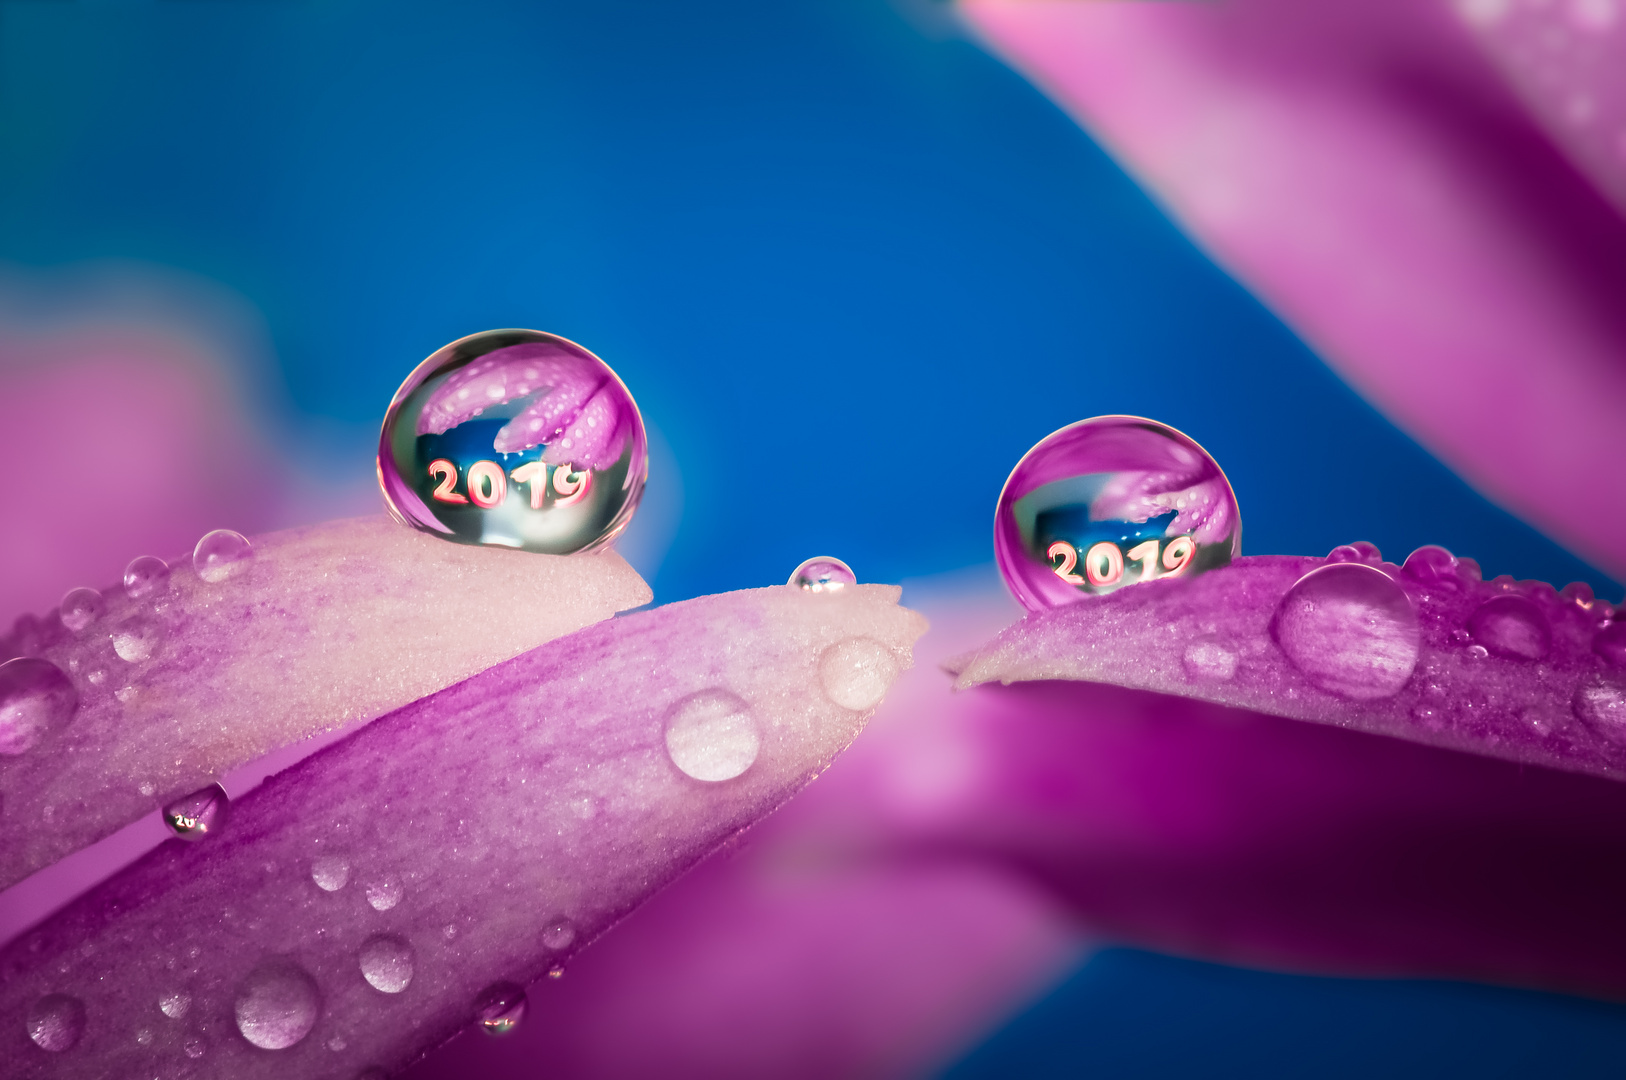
[960, 0, 1626, 578]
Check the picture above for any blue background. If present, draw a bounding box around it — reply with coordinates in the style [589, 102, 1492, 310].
[3, 0, 1620, 1073]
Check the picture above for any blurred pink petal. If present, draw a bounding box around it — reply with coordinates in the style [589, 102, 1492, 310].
[961, 0, 1626, 577]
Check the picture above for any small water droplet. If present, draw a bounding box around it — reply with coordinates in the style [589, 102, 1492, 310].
[327, 1034, 347, 1052]
[110, 617, 162, 662]
[184, 1035, 206, 1058]
[789, 557, 856, 593]
[1468, 596, 1551, 660]
[1574, 676, 1626, 740]
[59, 587, 105, 634]
[311, 856, 351, 892]
[138, 780, 157, 798]
[234, 958, 321, 1050]
[27, 993, 86, 1052]
[0, 657, 77, 756]
[664, 689, 761, 782]
[114, 685, 138, 704]
[1466, 644, 1490, 661]
[1271, 564, 1420, 700]
[1327, 542, 1381, 564]
[442, 923, 458, 941]
[136, 1027, 153, 1046]
[358, 933, 415, 994]
[1596, 622, 1626, 667]
[364, 872, 404, 912]
[1401, 545, 1457, 582]
[86, 669, 106, 685]
[542, 917, 576, 950]
[547, 963, 566, 979]
[1181, 637, 1238, 682]
[193, 529, 255, 584]
[159, 991, 192, 1019]
[819, 637, 899, 711]
[475, 982, 527, 1036]
[123, 555, 171, 599]
[164, 784, 228, 841]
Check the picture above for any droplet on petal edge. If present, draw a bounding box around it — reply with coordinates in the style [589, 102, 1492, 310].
[59, 587, 105, 634]
[193, 529, 254, 584]
[0, 583, 924, 1077]
[789, 556, 856, 592]
[994, 415, 1241, 612]
[163, 784, 228, 841]
[123, 555, 170, 599]
[377, 329, 649, 555]
[955, 553, 1626, 782]
[475, 982, 527, 1036]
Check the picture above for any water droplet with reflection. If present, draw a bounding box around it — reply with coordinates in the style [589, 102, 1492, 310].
[59, 588, 104, 634]
[194, 529, 254, 584]
[234, 959, 321, 1050]
[0, 658, 77, 756]
[474, 982, 527, 1036]
[664, 689, 759, 782]
[789, 557, 855, 593]
[164, 784, 228, 841]
[27, 994, 86, 1052]
[123, 555, 170, 600]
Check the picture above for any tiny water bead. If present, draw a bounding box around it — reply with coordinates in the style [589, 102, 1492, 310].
[159, 991, 192, 1020]
[194, 529, 254, 584]
[358, 934, 415, 994]
[995, 416, 1241, 612]
[123, 555, 170, 599]
[542, 917, 577, 950]
[0, 657, 78, 756]
[790, 557, 856, 593]
[1401, 544, 1459, 583]
[1327, 541, 1382, 564]
[664, 689, 760, 782]
[59, 587, 104, 633]
[474, 982, 527, 1036]
[234, 958, 321, 1050]
[110, 617, 163, 662]
[364, 871, 404, 912]
[378, 329, 648, 555]
[163, 784, 228, 841]
[311, 856, 351, 892]
[819, 637, 899, 711]
[1271, 563, 1420, 701]
[27, 993, 86, 1052]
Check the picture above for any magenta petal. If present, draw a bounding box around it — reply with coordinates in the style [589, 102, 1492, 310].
[962, 0, 1626, 577]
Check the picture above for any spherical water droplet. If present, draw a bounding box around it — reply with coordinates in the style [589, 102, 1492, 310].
[1467, 596, 1551, 661]
[234, 959, 321, 1050]
[110, 617, 162, 662]
[994, 416, 1240, 612]
[1401, 545, 1458, 582]
[364, 872, 404, 912]
[475, 982, 527, 1035]
[136, 1027, 154, 1046]
[184, 1035, 206, 1058]
[59, 587, 104, 634]
[1271, 563, 1420, 700]
[820, 637, 899, 711]
[1181, 637, 1238, 682]
[1595, 622, 1626, 667]
[123, 555, 171, 600]
[0, 657, 77, 756]
[159, 990, 192, 1019]
[1573, 675, 1626, 741]
[378, 330, 648, 555]
[27, 993, 86, 1052]
[1466, 644, 1490, 660]
[789, 557, 856, 593]
[664, 689, 760, 782]
[1327, 542, 1381, 565]
[194, 529, 254, 584]
[358, 934, 415, 994]
[311, 856, 351, 892]
[542, 917, 576, 950]
[164, 784, 228, 841]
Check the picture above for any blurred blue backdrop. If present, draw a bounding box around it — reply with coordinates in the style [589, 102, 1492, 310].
[2, 0, 1620, 1074]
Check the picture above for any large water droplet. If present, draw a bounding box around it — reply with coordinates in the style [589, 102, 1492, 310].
[194, 529, 254, 584]
[159, 991, 192, 1019]
[474, 982, 527, 1037]
[234, 958, 321, 1050]
[27, 993, 86, 1052]
[59, 587, 104, 634]
[364, 872, 404, 912]
[377, 330, 648, 555]
[1468, 596, 1550, 660]
[789, 557, 856, 593]
[110, 617, 162, 662]
[542, 917, 576, 950]
[819, 637, 899, 711]
[123, 555, 171, 600]
[358, 934, 415, 994]
[164, 784, 228, 841]
[994, 415, 1241, 612]
[1271, 563, 1420, 700]
[1573, 675, 1626, 741]
[311, 856, 351, 892]
[1182, 637, 1238, 682]
[1596, 622, 1626, 667]
[1401, 545, 1457, 583]
[664, 689, 760, 782]
[0, 657, 77, 756]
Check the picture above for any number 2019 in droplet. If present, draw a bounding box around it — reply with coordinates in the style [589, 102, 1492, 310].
[427, 459, 591, 510]
[1045, 535, 1196, 589]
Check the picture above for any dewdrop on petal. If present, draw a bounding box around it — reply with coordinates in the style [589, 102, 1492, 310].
[378, 329, 648, 554]
[789, 556, 856, 593]
[994, 415, 1241, 612]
